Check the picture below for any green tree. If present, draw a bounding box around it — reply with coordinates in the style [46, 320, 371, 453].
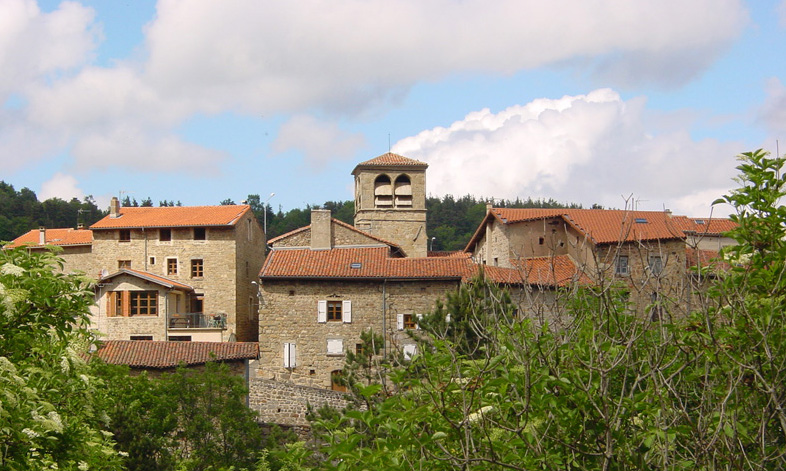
[0, 247, 121, 470]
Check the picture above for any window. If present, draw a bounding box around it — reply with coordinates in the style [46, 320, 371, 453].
[168, 336, 191, 341]
[194, 227, 206, 240]
[397, 313, 420, 330]
[149, 256, 156, 265]
[159, 228, 171, 242]
[374, 175, 393, 207]
[167, 258, 178, 276]
[119, 230, 131, 242]
[538, 237, 545, 245]
[318, 300, 352, 323]
[191, 259, 204, 278]
[191, 295, 203, 314]
[649, 255, 663, 275]
[118, 260, 131, 269]
[283, 343, 296, 368]
[130, 335, 153, 341]
[130, 291, 157, 316]
[327, 338, 344, 355]
[331, 370, 347, 392]
[393, 175, 412, 206]
[615, 255, 629, 275]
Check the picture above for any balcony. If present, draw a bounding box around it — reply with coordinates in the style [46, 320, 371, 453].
[168, 312, 226, 329]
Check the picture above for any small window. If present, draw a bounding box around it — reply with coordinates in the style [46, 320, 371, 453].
[649, 255, 663, 275]
[327, 301, 342, 321]
[331, 370, 347, 392]
[119, 230, 131, 242]
[167, 258, 178, 276]
[635, 218, 648, 224]
[118, 260, 132, 269]
[283, 343, 296, 368]
[149, 256, 156, 265]
[695, 219, 705, 225]
[168, 336, 191, 342]
[355, 343, 364, 355]
[327, 338, 344, 355]
[191, 259, 204, 278]
[159, 228, 171, 242]
[130, 335, 153, 341]
[538, 237, 545, 245]
[615, 255, 629, 275]
[194, 227, 206, 240]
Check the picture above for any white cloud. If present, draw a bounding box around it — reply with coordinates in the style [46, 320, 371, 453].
[392, 89, 742, 216]
[39, 172, 84, 201]
[141, 0, 748, 114]
[778, 1, 786, 27]
[271, 115, 366, 170]
[758, 78, 786, 138]
[0, 0, 98, 97]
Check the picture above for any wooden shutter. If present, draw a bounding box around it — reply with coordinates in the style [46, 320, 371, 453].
[106, 292, 116, 317]
[317, 300, 327, 323]
[342, 300, 352, 323]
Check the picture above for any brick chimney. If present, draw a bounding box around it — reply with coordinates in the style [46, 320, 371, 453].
[110, 197, 120, 218]
[39, 227, 46, 245]
[310, 209, 332, 250]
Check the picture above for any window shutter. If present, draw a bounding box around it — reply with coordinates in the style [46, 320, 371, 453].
[107, 292, 116, 317]
[317, 300, 327, 323]
[327, 338, 344, 354]
[403, 344, 417, 361]
[445, 313, 451, 323]
[416, 313, 423, 330]
[397, 314, 404, 331]
[283, 343, 296, 368]
[122, 291, 130, 317]
[342, 300, 352, 323]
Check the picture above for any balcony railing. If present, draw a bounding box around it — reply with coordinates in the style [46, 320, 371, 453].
[168, 312, 226, 330]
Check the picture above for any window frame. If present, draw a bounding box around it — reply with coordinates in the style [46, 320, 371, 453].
[649, 255, 663, 275]
[166, 258, 178, 276]
[129, 290, 158, 316]
[119, 229, 131, 242]
[159, 228, 171, 242]
[615, 255, 629, 275]
[191, 259, 204, 278]
[193, 227, 206, 241]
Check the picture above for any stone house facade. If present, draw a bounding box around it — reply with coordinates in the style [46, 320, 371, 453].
[5, 227, 96, 275]
[88, 199, 265, 342]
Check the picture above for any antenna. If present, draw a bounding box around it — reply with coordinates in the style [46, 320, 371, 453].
[777, 139, 780, 158]
[388, 133, 391, 153]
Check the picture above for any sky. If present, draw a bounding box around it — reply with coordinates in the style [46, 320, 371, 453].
[2, 0, 786, 219]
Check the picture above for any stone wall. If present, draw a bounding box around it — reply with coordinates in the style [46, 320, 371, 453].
[249, 378, 355, 426]
[257, 279, 458, 388]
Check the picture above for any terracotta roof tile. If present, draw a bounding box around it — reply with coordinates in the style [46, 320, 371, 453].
[93, 340, 259, 369]
[91, 205, 251, 229]
[260, 246, 587, 287]
[100, 268, 194, 291]
[489, 208, 685, 244]
[671, 216, 738, 236]
[353, 152, 428, 170]
[6, 228, 92, 248]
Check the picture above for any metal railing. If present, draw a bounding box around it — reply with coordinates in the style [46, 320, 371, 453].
[168, 312, 226, 329]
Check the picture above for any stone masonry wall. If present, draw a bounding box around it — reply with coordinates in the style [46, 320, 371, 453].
[257, 279, 458, 389]
[249, 378, 355, 427]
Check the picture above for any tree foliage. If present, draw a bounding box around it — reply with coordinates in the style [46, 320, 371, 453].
[294, 149, 786, 470]
[0, 247, 121, 470]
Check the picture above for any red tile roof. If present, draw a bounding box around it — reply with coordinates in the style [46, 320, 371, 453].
[93, 340, 259, 369]
[260, 246, 585, 287]
[91, 205, 251, 229]
[353, 152, 428, 171]
[466, 208, 686, 250]
[100, 268, 194, 291]
[6, 228, 92, 248]
[671, 216, 738, 236]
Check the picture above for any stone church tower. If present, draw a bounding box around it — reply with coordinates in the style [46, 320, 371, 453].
[352, 153, 428, 258]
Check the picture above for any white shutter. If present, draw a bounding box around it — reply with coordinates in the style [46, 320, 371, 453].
[327, 338, 344, 355]
[445, 313, 451, 323]
[397, 314, 404, 330]
[342, 300, 352, 323]
[317, 300, 327, 323]
[283, 343, 296, 368]
[416, 313, 423, 330]
[403, 344, 417, 361]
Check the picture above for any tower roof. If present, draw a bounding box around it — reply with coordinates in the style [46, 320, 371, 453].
[352, 153, 428, 174]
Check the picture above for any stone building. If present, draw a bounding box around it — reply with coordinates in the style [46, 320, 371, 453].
[5, 226, 96, 274]
[88, 199, 265, 342]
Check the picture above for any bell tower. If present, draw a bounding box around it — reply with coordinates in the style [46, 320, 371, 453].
[352, 153, 428, 258]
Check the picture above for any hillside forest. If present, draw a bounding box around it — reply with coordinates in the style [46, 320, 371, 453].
[0, 182, 587, 250]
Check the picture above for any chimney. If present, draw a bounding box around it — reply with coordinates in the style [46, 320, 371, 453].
[39, 227, 46, 245]
[310, 209, 332, 250]
[77, 222, 84, 230]
[110, 197, 120, 218]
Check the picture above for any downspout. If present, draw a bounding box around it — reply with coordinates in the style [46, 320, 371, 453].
[143, 228, 148, 271]
[382, 279, 387, 359]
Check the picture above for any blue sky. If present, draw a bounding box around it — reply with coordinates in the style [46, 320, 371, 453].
[2, 0, 785, 218]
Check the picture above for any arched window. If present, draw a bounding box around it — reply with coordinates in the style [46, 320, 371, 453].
[394, 175, 412, 207]
[374, 175, 393, 207]
[331, 370, 346, 392]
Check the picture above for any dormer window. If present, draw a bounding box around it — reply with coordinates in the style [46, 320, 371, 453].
[374, 175, 393, 207]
